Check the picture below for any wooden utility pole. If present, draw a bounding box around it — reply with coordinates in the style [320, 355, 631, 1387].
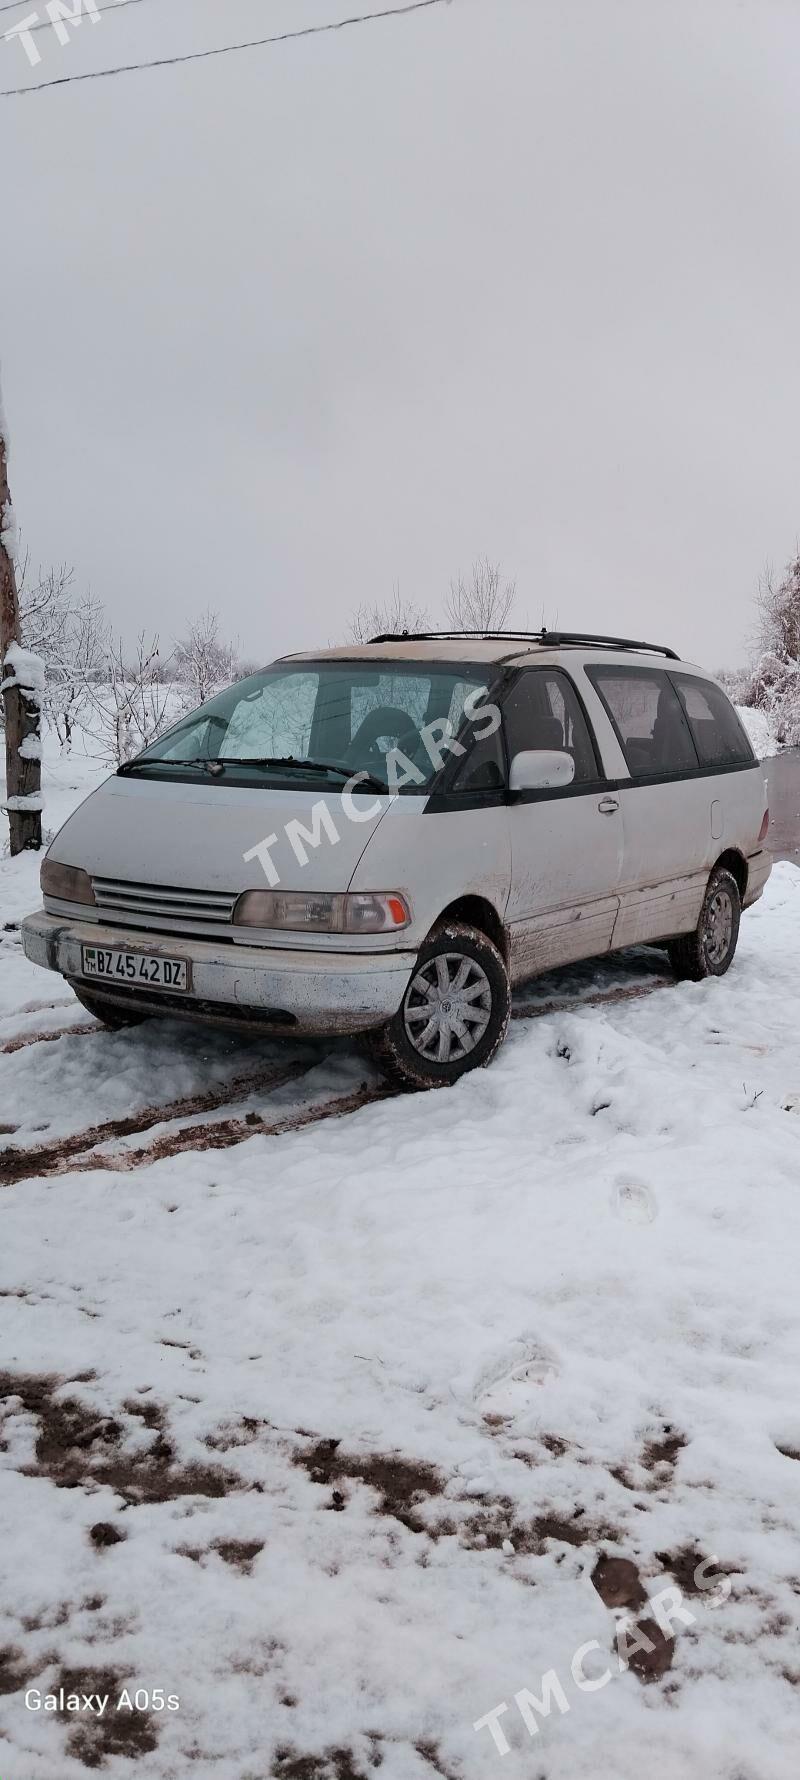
[1, 390, 43, 854]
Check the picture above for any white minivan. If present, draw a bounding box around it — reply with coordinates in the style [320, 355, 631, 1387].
[22, 630, 771, 1089]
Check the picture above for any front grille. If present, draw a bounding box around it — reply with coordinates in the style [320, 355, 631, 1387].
[91, 876, 238, 934]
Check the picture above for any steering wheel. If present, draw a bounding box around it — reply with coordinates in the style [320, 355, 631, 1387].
[345, 705, 420, 768]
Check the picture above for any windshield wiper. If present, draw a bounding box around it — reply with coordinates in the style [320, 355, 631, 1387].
[223, 756, 389, 793]
[118, 757, 224, 777]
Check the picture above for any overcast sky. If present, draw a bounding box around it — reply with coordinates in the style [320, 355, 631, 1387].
[1, 0, 799, 668]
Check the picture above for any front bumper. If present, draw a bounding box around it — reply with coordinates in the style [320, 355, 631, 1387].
[21, 910, 415, 1037]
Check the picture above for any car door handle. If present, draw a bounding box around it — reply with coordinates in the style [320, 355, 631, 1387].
[597, 796, 620, 815]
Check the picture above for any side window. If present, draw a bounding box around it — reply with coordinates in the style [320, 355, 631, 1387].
[588, 668, 697, 776]
[671, 675, 755, 768]
[503, 671, 600, 785]
[451, 723, 505, 792]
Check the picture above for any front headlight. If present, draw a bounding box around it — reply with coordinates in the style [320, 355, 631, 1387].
[40, 858, 96, 905]
[233, 890, 410, 933]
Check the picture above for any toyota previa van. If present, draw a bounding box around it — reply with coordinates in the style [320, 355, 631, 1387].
[22, 630, 771, 1089]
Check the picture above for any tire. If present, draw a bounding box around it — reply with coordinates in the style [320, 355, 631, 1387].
[667, 867, 741, 983]
[71, 985, 149, 1029]
[368, 921, 511, 1091]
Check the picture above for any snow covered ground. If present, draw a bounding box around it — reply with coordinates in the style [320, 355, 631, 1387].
[1, 735, 800, 1780]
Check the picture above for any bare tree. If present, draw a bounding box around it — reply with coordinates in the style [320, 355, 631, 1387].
[81, 632, 175, 766]
[173, 608, 240, 711]
[47, 593, 108, 753]
[17, 556, 76, 665]
[347, 585, 430, 644]
[445, 557, 516, 632]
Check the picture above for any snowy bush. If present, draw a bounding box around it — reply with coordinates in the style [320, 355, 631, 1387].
[745, 553, 800, 748]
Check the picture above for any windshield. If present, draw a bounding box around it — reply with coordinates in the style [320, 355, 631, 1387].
[129, 660, 498, 791]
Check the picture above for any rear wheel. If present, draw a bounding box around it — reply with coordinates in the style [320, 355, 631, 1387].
[368, 921, 511, 1090]
[668, 866, 741, 983]
[72, 985, 149, 1029]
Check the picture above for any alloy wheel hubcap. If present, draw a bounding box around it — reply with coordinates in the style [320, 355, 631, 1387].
[703, 888, 733, 965]
[403, 951, 492, 1064]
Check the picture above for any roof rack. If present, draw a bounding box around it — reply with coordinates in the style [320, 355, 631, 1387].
[366, 628, 680, 660]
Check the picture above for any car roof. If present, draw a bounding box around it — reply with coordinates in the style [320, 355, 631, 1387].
[277, 633, 707, 674]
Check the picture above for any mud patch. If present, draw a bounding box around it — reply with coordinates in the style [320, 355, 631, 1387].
[655, 1545, 739, 1597]
[271, 1750, 373, 1780]
[0, 1371, 239, 1504]
[613, 1424, 688, 1492]
[414, 1742, 460, 1778]
[591, 1554, 647, 1609]
[461, 1503, 611, 1555]
[295, 1436, 617, 1553]
[89, 1522, 126, 1549]
[56, 1668, 157, 1767]
[642, 1427, 687, 1477]
[539, 1433, 570, 1457]
[0, 1644, 36, 1696]
[622, 1619, 675, 1683]
[295, 1439, 445, 1533]
[205, 1414, 264, 1451]
[214, 1539, 264, 1574]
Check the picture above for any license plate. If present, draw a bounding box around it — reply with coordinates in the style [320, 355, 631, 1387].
[81, 946, 191, 992]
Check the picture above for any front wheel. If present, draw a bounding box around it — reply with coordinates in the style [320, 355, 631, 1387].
[668, 866, 741, 983]
[368, 921, 511, 1090]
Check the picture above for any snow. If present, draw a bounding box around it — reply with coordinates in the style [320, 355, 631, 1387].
[0, 731, 799, 1778]
[1, 641, 47, 695]
[0, 498, 19, 562]
[737, 703, 781, 758]
[3, 792, 44, 812]
[17, 733, 43, 762]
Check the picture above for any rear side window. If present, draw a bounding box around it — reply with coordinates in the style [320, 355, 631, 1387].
[503, 669, 600, 784]
[588, 667, 697, 776]
[671, 675, 755, 768]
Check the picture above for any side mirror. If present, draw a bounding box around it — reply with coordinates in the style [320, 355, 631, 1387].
[508, 749, 575, 793]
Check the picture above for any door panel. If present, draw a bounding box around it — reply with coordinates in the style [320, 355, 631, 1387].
[508, 887, 621, 980]
[502, 670, 623, 982]
[585, 666, 714, 947]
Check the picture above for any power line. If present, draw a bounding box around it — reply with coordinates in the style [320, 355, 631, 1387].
[0, 0, 136, 13]
[1, 0, 267, 36]
[1, 0, 160, 40]
[1, 0, 455, 95]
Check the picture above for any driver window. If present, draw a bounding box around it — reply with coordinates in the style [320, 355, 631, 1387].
[503, 671, 599, 785]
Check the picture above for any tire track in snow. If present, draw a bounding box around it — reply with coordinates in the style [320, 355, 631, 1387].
[0, 1019, 98, 1054]
[510, 976, 671, 1021]
[0, 1056, 314, 1183]
[0, 974, 675, 1185]
[0, 1077, 393, 1181]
